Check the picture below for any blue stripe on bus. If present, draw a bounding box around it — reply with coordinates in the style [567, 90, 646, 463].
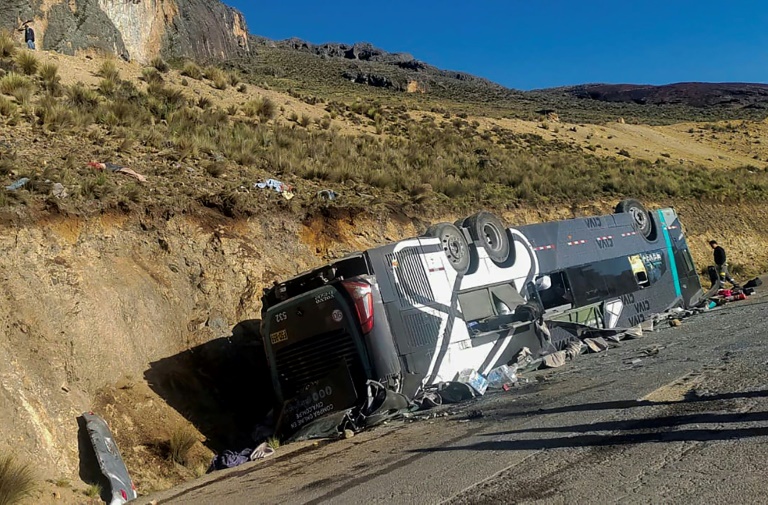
[657, 210, 682, 298]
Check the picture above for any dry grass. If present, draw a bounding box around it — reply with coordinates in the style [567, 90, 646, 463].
[181, 61, 203, 80]
[84, 483, 101, 499]
[0, 454, 36, 505]
[150, 56, 169, 73]
[204, 66, 229, 90]
[14, 50, 38, 75]
[169, 426, 197, 466]
[96, 59, 120, 81]
[242, 96, 276, 120]
[0, 30, 16, 58]
[0, 95, 14, 117]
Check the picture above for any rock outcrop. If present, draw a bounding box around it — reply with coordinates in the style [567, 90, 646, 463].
[565, 82, 768, 109]
[0, 0, 249, 63]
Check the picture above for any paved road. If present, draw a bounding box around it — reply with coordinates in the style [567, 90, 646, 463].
[142, 291, 768, 504]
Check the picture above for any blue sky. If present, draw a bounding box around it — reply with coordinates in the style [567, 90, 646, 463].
[226, 1, 768, 90]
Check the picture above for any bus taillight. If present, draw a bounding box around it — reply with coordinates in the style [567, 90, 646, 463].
[342, 280, 374, 334]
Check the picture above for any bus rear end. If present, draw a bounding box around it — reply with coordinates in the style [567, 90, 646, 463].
[261, 254, 399, 436]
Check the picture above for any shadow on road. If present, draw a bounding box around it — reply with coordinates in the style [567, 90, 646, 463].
[144, 319, 275, 452]
[486, 410, 768, 437]
[498, 389, 768, 419]
[411, 389, 768, 454]
[412, 424, 768, 453]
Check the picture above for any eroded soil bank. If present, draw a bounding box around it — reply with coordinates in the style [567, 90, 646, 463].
[1, 200, 764, 499]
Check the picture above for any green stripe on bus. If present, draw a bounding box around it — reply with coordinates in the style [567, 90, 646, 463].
[657, 210, 682, 298]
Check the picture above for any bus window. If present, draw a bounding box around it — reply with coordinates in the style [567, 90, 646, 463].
[629, 255, 650, 288]
[459, 282, 525, 334]
[536, 271, 573, 310]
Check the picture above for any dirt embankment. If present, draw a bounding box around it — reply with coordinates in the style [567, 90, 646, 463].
[0, 201, 764, 501]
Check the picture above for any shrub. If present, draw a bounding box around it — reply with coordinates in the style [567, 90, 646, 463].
[140, 67, 164, 85]
[267, 437, 281, 450]
[197, 96, 212, 110]
[237, 83, 247, 93]
[14, 50, 38, 75]
[0, 30, 16, 58]
[97, 77, 117, 97]
[0, 95, 15, 116]
[36, 96, 73, 131]
[180, 61, 202, 80]
[65, 83, 100, 108]
[242, 97, 276, 120]
[97, 59, 120, 81]
[150, 56, 169, 73]
[169, 427, 197, 465]
[204, 67, 228, 90]
[84, 483, 101, 499]
[0, 72, 33, 97]
[0, 453, 36, 505]
[38, 62, 60, 91]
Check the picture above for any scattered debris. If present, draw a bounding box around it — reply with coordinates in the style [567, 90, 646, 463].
[52, 182, 68, 199]
[565, 340, 586, 360]
[249, 441, 275, 461]
[641, 345, 665, 357]
[669, 319, 682, 327]
[88, 161, 147, 182]
[317, 189, 338, 201]
[208, 448, 254, 472]
[542, 350, 567, 368]
[255, 178, 294, 200]
[584, 337, 610, 353]
[5, 177, 29, 190]
[456, 368, 488, 395]
[466, 409, 484, 420]
[487, 364, 518, 388]
[435, 382, 476, 404]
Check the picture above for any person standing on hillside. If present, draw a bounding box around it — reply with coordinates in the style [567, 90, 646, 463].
[21, 22, 35, 50]
[709, 240, 740, 288]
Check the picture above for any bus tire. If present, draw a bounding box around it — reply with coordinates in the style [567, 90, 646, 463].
[425, 222, 471, 274]
[463, 211, 512, 265]
[615, 199, 657, 241]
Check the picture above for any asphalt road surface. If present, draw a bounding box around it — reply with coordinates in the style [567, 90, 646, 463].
[142, 288, 768, 504]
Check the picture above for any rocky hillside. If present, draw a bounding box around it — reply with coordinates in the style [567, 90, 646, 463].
[0, 0, 249, 62]
[551, 82, 768, 109]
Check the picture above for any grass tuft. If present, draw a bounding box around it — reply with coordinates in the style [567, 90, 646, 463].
[96, 59, 120, 81]
[169, 426, 197, 466]
[204, 67, 228, 90]
[14, 50, 38, 75]
[150, 56, 169, 73]
[181, 61, 203, 80]
[242, 97, 276, 120]
[0, 30, 16, 58]
[84, 483, 101, 499]
[0, 453, 36, 505]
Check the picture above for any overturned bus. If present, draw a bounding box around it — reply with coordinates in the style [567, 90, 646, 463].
[261, 199, 703, 434]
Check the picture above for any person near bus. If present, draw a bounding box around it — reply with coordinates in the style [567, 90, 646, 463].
[709, 240, 739, 288]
